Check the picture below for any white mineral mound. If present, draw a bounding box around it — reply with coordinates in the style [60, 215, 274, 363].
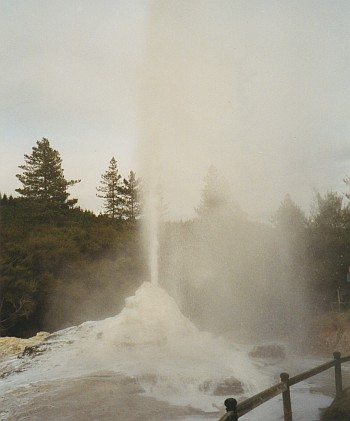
[0, 282, 271, 410]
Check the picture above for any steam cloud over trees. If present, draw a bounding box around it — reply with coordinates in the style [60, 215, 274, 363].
[1, 138, 350, 340]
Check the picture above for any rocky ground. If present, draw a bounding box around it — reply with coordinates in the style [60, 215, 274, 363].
[0, 332, 50, 359]
[3, 310, 350, 421]
[0, 333, 220, 421]
[1, 371, 217, 421]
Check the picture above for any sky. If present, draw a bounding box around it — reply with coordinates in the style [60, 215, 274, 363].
[1, 0, 350, 220]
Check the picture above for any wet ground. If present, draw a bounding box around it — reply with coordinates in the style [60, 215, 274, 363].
[0, 371, 218, 421]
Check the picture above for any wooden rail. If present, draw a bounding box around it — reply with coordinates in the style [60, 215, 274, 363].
[218, 351, 349, 421]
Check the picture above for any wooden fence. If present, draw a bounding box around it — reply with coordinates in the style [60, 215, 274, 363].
[218, 351, 350, 421]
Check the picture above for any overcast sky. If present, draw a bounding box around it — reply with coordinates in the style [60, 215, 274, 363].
[1, 0, 350, 220]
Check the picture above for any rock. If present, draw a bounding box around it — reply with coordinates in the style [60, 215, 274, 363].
[199, 377, 244, 396]
[213, 378, 244, 396]
[0, 332, 50, 358]
[248, 343, 286, 360]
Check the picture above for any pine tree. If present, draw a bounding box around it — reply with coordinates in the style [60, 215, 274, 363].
[121, 171, 141, 220]
[16, 138, 79, 211]
[196, 166, 229, 217]
[307, 191, 350, 303]
[272, 194, 306, 234]
[1, 193, 8, 204]
[344, 175, 350, 200]
[271, 194, 307, 275]
[96, 157, 123, 219]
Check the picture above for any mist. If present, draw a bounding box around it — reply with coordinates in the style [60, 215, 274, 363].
[137, 0, 350, 222]
[137, 0, 328, 342]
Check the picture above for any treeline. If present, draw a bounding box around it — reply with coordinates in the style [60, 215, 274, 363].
[1, 138, 350, 339]
[1, 198, 144, 337]
[0, 139, 143, 337]
[157, 167, 350, 338]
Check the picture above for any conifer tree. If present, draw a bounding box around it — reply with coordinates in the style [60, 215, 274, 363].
[196, 166, 229, 217]
[97, 157, 123, 219]
[0, 193, 8, 204]
[344, 174, 350, 200]
[121, 170, 141, 220]
[272, 194, 306, 234]
[16, 138, 79, 210]
[272, 194, 307, 272]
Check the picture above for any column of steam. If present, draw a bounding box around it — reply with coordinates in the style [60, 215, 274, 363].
[147, 185, 160, 286]
[138, 152, 161, 287]
[138, 1, 166, 287]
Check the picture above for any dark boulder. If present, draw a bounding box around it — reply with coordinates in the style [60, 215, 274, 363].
[249, 343, 286, 360]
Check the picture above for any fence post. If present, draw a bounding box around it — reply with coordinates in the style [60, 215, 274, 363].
[333, 351, 343, 397]
[280, 372, 292, 421]
[224, 398, 238, 421]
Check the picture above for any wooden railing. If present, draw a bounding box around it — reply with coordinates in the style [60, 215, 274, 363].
[218, 351, 350, 421]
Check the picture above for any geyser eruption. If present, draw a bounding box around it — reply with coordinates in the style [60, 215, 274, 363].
[149, 206, 159, 285]
[143, 181, 161, 286]
[0, 282, 272, 414]
[1, 2, 321, 419]
[135, 0, 310, 342]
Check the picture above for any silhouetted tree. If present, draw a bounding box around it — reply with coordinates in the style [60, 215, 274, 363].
[97, 157, 124, 219]
[272, 194, 308, 294]
[272, 194, 307, 236]
[0, 193, 8, 205]
[196, 166, 240, 220]
[121, 171, 141, 220]
[306, 191, 350, 306]
[196, 166, 225, 216]
[16, 138, 79, 211]
[344, 174, 350, 200]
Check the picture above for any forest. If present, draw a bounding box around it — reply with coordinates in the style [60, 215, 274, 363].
[1, 138, 350, 338]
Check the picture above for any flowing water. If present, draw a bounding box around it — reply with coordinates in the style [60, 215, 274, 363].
[0, 283, 271, 409]
[0, 281, 334, 420]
